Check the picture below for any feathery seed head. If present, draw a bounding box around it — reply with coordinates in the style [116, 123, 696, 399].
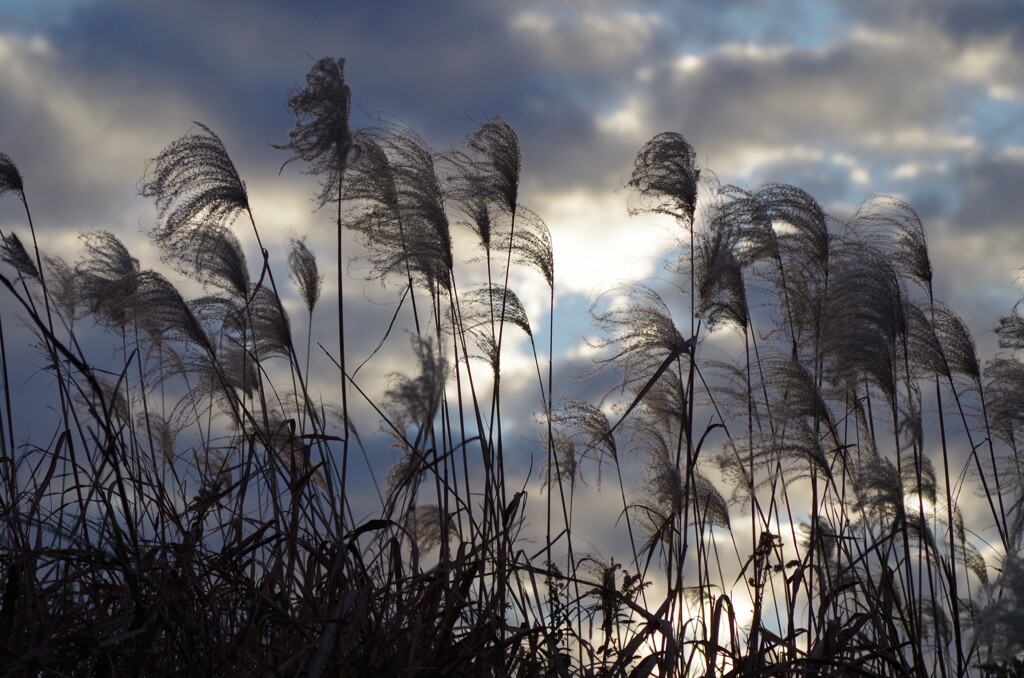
[503, 207, 553, 288]
[758, 183, 830, 267]
[801, 518, 839, 565]
[852, 454, 902, 517]
[466, 117, 521, 215]
[248, 285, 293, 359]
[985, 357, 1024, 447]
[819, 241, 907, 399]
[93, 270, 210, 349]
[346, 123, 453, 293]
[696, 217, 748, 330]
[278, 57, 353, 207]
[78, 231, 141, 322]
[853, 195, 932, 292]
[641, 450, 730, 538]
[446, 162, 496, 253]
[0, 152, 24, 198]
[405, 503, 449, 553]
[547, 433, 579, 490]
[165, 223, 250, 298]
[141, 122, 249, 254]
[288, 237, 322, 313]
[591, 284, 688, 390]
[78, 231, 140, 281]
[933, 303, 980, 383]
[0, 232, 40, 280]
[997, 301, 1024, 354]
[212, 343, 259, 397]
[43, 254, 83, 322]
[901, 450, 937, 505]
[385, 335, 448, 430]
[460, 284, 533, 338]
[628, 132, 700, 228]
[550, 397, 618, 469]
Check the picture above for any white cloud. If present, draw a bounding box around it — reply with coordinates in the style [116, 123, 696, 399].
[717, 145, 826, 180]
[535, 189, 671, 297]
[952, 42, 1009, 80]
[509, 8, 664, 69]
[0, 32, 201, 239]
[861, 128, 978, 153]
[890, 161, 950, 180]
[595, 96, 648, 138]
[509, 10, 555, 37]
[714, 41, 795, 62]
[674, 54, 703, 74]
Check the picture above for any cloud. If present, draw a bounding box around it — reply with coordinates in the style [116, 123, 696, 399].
[951, 149, 1024, 231]
[0, 31, 206, 256]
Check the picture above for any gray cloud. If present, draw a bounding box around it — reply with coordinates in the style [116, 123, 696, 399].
[952, 151, 1024, 232]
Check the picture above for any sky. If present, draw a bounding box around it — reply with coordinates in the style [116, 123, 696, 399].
[2, 0, 1024, 590]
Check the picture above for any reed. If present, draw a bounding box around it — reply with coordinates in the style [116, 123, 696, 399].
[1, 59, 1022, 676]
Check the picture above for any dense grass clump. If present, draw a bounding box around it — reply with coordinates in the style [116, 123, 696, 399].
[2, 57, 1024, 676]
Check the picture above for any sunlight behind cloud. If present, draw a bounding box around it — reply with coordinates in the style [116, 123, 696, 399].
[717, 145, 825, 180]
[537, 189, 670, 297]
[595, 96, 647, 138]
[674, 54, 703, 73]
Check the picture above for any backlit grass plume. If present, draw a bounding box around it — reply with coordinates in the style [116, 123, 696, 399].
[627, 132, 700, 228]
[140, 122, 249, 252]
[505, 207, 553, 289]
[288, 236, 322, 313]
[0, 232, 39, 281]
[590, 283, 690, 392]
[0, 151, 24, 198]
[277, 56, 353, 208]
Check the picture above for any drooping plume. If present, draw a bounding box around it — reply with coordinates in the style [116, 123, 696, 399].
[140, 123, 249, 255]
[0, 152, 24, 198]
[696, 214, 748, 331]
[854, 195, 933, 294]
[458, 117, 521, 218]
[278, 57, 354, 208]
[348, 123, 453, 294]
[591, 283, 689, 391]
[503, 207, 553, 289]
[0, 232, 40, 281]
[165, 223, 250, 299]
[628, 132, 700, 228]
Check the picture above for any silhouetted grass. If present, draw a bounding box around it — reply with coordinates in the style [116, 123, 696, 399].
[1, 58, 1023, 676]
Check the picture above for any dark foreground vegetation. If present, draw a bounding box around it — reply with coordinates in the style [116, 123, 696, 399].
[1, 57, 1023, 676]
